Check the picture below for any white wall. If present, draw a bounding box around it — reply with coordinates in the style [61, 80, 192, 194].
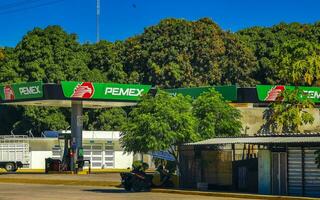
[30, 151, 52, 169]
[114, 151, 133, 169]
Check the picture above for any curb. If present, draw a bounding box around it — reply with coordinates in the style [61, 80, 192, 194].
[0, 178, 120, 187]
[0, 169, 152, 174]
[151, 189, 319, 200]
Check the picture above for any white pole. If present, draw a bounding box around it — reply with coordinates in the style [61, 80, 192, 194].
[96, 0, 100, 43]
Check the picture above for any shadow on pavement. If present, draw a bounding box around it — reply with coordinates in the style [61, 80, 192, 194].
[83, 189, 131, 194]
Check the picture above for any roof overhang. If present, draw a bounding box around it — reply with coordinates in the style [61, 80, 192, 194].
[2, 99, 137, 108]
[185, 134, 320, 146]
[3, 82, 320, 108]
[0, 81, 152, 108]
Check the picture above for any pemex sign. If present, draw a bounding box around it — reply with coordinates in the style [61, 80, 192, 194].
[257, 85, 320, 102]
[61, 81, 152, 101]
[0, 81, 43, 101]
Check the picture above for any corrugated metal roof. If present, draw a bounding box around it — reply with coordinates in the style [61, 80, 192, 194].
[185, 135, 320, 146]
[255, 132, 320, 136]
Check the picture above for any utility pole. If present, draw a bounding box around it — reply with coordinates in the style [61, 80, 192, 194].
[96, 0, 100, 43]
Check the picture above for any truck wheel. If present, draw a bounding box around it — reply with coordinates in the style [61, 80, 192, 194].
[5, 163, 16, 172]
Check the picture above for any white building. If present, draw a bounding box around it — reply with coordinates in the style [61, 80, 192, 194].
[0, 131, 134, 169]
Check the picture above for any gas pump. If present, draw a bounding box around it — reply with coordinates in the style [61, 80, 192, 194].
[45, 133, 72, 173]
[45, 132, 90, 173]
[60, 132, 72, 171]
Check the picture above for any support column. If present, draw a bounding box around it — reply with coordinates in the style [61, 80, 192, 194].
[71, 101, 83, 172]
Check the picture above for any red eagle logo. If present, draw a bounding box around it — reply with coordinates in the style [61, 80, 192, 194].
[71, 82, 94, 99]
[265, 85, 285, 101]
[4, 85, 15, 100]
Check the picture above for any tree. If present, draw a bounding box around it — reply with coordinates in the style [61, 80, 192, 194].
[0, 49, 4, 61]
[123, 18, 257, 88]
[0, 48, 25, 134]
[237, 22, 320, 85]
[83, 40, 127, 83]
[259, 88, 314, 134]
[13, 106, 69, 134]
[84, 108, 128, 131]
[0, 26, 108, 135]
[0, 47, 21, 83]
[259, 88, 318, 168]
[121, 89, 243, 171]
[275, 39, 320, 85]
[14, 26, 102, 82]
[121, 90, 198, 170]
[4, 20, 320, 135]
[220, 34, 257, 86]
[193, 88, 242, 138]
[0, 106, 24, 134]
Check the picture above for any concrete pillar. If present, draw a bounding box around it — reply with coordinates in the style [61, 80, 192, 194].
[71, 101, 83, 172]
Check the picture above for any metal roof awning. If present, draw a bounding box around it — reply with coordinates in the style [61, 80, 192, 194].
[185, 134, 320, 146]
[4, 99, 137, 108]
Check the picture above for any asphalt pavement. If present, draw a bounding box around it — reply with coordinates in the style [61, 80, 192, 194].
[0, 183, 258, 200]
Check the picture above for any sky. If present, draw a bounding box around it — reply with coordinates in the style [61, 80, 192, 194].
[1, 0, 320, 47]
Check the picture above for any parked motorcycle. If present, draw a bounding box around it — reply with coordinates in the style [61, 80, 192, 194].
[120, 170, 153, 192]
[121, 161, 153, 192]
[121, 161, 175, 192]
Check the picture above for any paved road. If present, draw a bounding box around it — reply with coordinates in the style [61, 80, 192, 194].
[0, 173, 120, 182]
[0, 183, 258, 200]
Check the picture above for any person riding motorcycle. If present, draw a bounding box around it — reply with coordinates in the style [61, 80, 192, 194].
[121, 161, 152, 192]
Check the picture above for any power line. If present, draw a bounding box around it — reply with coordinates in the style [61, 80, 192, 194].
[0, 0, 66, 15]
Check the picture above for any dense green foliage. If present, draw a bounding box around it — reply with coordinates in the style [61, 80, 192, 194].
[238, 22, 320, 85]
[83, 108, 128, 131]
[121, 89, 241, 168]
[122, 18, 257, 87]
[259, 88, 315, 134]
[1, 18, 320, 135]
[121, 90, 197, 169]
[193, 89, 242, 138]
[13, 106, 70, 134]
[121, 90, 198, 153]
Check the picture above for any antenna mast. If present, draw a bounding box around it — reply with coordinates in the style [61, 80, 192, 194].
[96, 0, 100, 43]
